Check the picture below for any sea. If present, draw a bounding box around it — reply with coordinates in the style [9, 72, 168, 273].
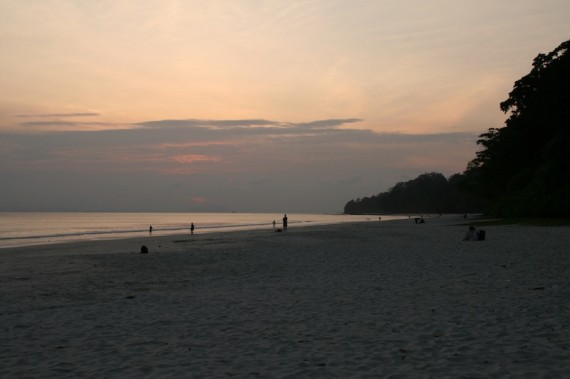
[0, 212, 405, 249]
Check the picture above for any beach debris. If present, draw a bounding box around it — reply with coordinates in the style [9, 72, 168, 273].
[140, 245, 149, 254]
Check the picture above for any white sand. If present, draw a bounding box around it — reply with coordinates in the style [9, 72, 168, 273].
[1, 216, 570, 378]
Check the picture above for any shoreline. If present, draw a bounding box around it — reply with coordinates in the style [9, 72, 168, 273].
[0, 212, 409, 250]
[0, 213, 421, 254]
[0, 219, 381, 256]
[2, 216, 569, 377]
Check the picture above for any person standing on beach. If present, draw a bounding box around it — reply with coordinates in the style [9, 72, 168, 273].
[190, 223, 195, 235]
[282, 214, 288, 231]
[273, 220, 276, 229]
[149, 225, 153, 234]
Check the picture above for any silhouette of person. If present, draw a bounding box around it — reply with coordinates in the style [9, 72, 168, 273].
[282, 214, 288, 231]
[273, 220, 276, 229]
[463, 225, 478, 241]
[190, 223, 195, 235]
[149, 225, 153, 234]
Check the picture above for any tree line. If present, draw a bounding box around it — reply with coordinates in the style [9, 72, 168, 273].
[345, 39, 570, 217]
[343, 172, 486, 215]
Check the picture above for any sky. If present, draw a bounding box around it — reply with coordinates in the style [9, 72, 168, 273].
[1, 0, 569, 213]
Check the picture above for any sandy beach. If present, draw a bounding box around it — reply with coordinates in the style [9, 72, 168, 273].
[1, 216, 569, 378]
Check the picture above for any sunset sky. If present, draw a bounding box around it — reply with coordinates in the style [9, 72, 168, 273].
[1, 0, 569, 213]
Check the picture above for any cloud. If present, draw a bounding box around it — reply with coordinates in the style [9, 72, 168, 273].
[136, 118, 364, 131]
[1, 118, 478, 169]
[18, 121, 116, 127]
[172, 154, 222, 164]
[288, 119, 363, 129]
[16, 112, 100, 118]
[0, 118, 480, 212]
[138, 119, 282, 129]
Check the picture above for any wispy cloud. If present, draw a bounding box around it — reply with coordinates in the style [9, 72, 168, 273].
[18, 121, 119, 127]
[172, 154, 222, 164]
[138, 118, 364, 130]
[289, 119, 363, 129]
[16, 112, 100, 118]
[138, 119, 282, 129]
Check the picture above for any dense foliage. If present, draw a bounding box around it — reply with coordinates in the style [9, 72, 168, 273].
[462, 39, 570, 217]
[344, 173, 485, 214]
[344, 39, 569, 217]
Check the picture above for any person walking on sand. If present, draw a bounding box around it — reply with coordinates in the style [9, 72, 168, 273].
[190, 223, 195, 235]
[149, 225, 153, 234]
[282, 214, 288, 231]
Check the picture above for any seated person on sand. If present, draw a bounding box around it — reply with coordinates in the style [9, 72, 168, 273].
[463, 225, 479, 241]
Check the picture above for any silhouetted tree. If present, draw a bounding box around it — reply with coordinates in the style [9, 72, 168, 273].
[464, 39, 570, 217]
[344, 172, 485, 214]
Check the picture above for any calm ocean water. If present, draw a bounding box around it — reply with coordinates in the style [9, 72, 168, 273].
[0, 212, 404, 248]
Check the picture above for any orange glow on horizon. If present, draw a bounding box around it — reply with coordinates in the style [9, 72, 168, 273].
[172, 155, 222, 164]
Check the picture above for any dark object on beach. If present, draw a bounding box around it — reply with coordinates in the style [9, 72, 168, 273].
[126, 295, 136, 299]
[463, 226, 486, 241]
[275, 229, 283, 232]
[140, 245, 149, 254]
[477, 229, 486, 240]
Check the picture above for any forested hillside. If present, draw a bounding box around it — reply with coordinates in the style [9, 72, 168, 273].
[460, 39, 570, 217]
[344, 39, 570, 217]
[344, 173, 485, 215]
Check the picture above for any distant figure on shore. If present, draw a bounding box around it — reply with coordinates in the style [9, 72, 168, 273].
[463, 225, 485, 241]
[273, 220, 276, 229]
[282, 214, 288, 231]
[149, 225, 153, 234]
[190, 223, 195, 235]
[378, 216, 382, 221]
